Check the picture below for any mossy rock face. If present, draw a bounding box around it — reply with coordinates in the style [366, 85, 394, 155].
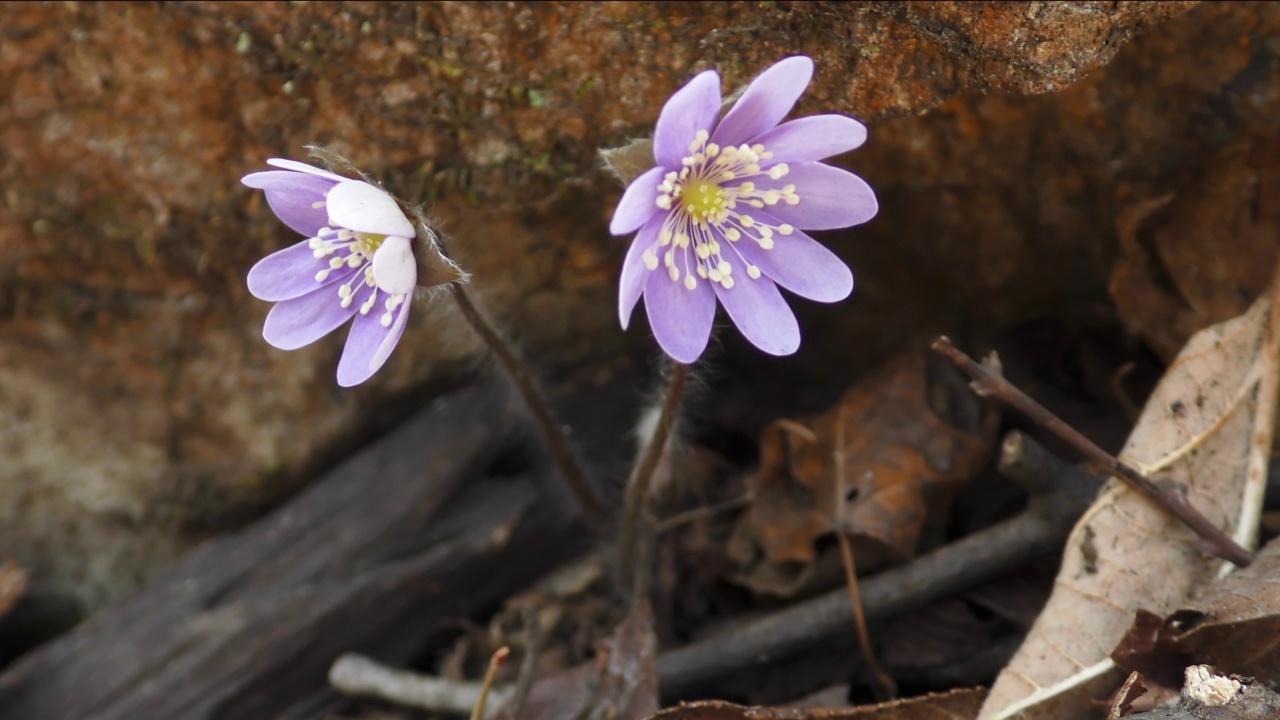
[6, 1, 1276, 615]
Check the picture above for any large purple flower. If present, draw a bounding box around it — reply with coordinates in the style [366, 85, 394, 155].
[243, 159, 417, 386]
[610, 56, 877, 363]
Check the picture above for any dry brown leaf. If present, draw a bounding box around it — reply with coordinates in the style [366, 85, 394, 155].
[1110, 138, 1280, 362]
[978, 270, 1280, 719]
[728, 352, 994, 596]
[0, 558, 29, 619]
[645, 687, 987, 720]
[1112, 532, 1280, 687]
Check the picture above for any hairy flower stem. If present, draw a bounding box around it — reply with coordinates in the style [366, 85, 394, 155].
[448, 284, 609, 534]
[617, 361, 690, 601]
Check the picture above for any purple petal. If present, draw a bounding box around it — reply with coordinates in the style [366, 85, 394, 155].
[261, 274, 360, 350]
[654, 70, 722, 169]
[711, 56, 813, 148]
[326, 181, 415, 238]
[247, 238, 351, 302]
[265, 158, 349, 183]
[242, 171, 336, 237]
[619, 212, 667, 329]
[642, 263, 716, 364]
[712, 251, 800, 357]
[728, 207, 853, 303]
[747, 162, 878, 230]
[336, 298, 408, 387]
[751, 115, 868, 164]
[610, 166, 668, 236]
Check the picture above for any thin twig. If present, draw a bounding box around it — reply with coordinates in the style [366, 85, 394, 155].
[472, 646, 510, 720]
[506, 608, 541, 719]
[653, 491, 754, 534]
[449, 283, 609, 533]
[930, 336, 1253, 568]
[618, 362, 690, 601]
[329, 653, 513, 714]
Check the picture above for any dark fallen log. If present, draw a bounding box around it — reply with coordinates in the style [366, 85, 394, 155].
[0, 379, 598, 720]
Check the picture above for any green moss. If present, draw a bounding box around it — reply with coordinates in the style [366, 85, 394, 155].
[527, 87, 547, 108]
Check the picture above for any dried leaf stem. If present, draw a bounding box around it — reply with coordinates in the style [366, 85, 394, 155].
[930, 336, 1254, 568]
[618, 362, 690, 601]
[831, 401, 896, 700]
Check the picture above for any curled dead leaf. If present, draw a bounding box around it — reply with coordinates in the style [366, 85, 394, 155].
[728, 352, 996, 596]
[1110, 138, 1280, 362]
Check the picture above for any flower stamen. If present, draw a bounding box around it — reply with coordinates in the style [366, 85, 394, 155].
[649, 130, 798, 291]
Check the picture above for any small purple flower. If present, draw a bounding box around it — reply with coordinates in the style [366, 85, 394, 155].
[243, 159, 417, 387]
[610, 56, 878, 363]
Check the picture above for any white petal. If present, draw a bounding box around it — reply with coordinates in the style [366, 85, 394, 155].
[325, 181, 416, 238]
[371, 235, 417, 295]
[265, 158, 350, 183]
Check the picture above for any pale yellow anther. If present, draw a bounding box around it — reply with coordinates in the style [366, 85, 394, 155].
[709, 240, 721, 254]
[676, 232, 690, 248]
[696, 264, 708, 278]
[346, 254, 363, 268]
[768, 163, 789, 180]
[339, 284, 352, 298]
[785, 195, 800, 205]
[759, 226, 774, 239]
[695, 244, 711, 260]
[759, 236, 775, 250]
[684, 275, 697, 291]
[643, 249, 659, 270]
[783, 184, 796, 195]
[779, 224, 794, 235]
[706, 143, 720, 156]
[316, 269, 330, 282]
[740, 215, 755, 228]
[748, 200, 765, 208]
[360, 293, 377, 315]
[722, 276, 735, 289]
[725, 228, 742, 241]
[708, 268, 722, 283]
[659, 229, 673, 246]
[656, 195, 672, 210]
[312, 200, 325, 209]
[745, 163, 760, 174]
[664, 249, 675, 267]
[737, 181, 755, 194]
[747, 264, 762, 279]
[329, 257, 346, 269]
[763, 191, 781, 205]
[718, 261, 731, 275]
[668, 266, 680, 281]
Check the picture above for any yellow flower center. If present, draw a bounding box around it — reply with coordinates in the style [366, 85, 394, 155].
[681, 179, 727, 223]
[649, 129, 800, 292]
